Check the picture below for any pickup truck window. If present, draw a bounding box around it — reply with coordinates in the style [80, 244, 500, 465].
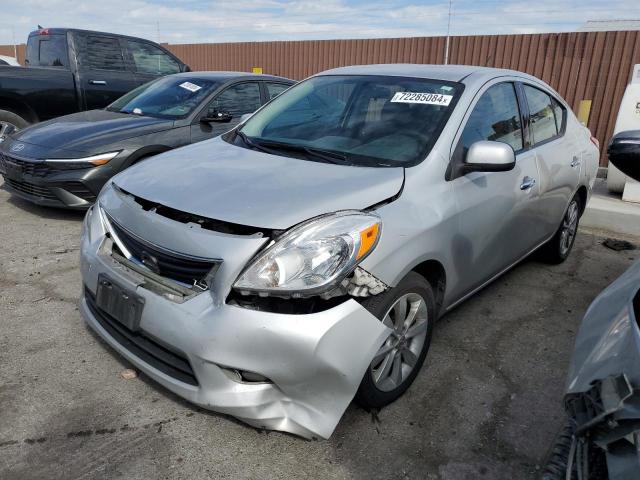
[80, 35, 126, 71]
[25, 34, 68, 68]
[127, 40, 181, 75]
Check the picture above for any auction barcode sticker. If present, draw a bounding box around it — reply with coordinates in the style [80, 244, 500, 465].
[179, 81, 202, 93]
[390, 92, 453, 106]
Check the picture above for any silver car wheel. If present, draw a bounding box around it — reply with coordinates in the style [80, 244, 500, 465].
[559, 200, 579, 256]
[371, 292, 429, 392]
[0, 120, 18, 138]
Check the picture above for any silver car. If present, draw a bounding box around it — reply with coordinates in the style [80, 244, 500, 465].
[79, 64, 599, 439]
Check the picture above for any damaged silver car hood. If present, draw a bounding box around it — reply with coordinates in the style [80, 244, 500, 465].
[112, 136, 405, 230]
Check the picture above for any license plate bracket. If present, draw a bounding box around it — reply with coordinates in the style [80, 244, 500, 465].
[96, 274, 145, 331]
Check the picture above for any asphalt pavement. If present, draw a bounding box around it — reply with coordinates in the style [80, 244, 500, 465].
[1, 183, 639, 480]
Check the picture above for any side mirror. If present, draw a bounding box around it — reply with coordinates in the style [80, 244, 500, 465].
[463, 140, 516, 173]
[608, 130, 640, 182]
[201, 110, 233, 124]
[240, 112, 254, 123]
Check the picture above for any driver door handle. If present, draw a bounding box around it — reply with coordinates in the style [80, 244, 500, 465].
[520, 176, 536, 191]
[89, 80, 107, 85]
[571, 156, 581, 168]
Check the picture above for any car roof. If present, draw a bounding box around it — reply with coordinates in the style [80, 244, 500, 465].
[168, 71, 294, 83]
[318, 63, 541, 84]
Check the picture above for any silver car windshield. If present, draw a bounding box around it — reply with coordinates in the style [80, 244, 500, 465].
[107, 77, 221, 119]
[236, 75, 462, 167]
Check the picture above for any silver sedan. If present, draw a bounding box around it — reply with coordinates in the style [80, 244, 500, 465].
[79, 64, 599, 439]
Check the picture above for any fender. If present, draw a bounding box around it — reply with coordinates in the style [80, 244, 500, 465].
[122, 145, 174, 170]
[0, 94, 39, 124]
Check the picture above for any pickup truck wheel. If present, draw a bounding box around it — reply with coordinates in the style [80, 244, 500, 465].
[0, 110, 29, 136]
[355, 272, 435, 409]
[538, 194, 582, 264]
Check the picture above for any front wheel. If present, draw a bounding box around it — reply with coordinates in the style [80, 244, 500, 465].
[355, 272, 435, 409]
[538, 195, 581, 264]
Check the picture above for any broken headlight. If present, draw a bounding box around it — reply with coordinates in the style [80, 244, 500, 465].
[234, 211, 381, 297]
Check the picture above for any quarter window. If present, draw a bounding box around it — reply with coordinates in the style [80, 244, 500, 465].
[523, 85, 560, 144]
[265, 82, 290, 100]
[82, 36, 126, 71]
[551, 97, 566, 134]
[128, 40, 181, 75]
[211, 83, 262, 116]
[459, 82, 523, 155]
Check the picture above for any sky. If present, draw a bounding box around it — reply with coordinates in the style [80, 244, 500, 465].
[0, 0, 639, 45]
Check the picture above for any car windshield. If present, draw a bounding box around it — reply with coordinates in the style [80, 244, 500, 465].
[236, 75, 462, 167]
[107, 77, 221, 119]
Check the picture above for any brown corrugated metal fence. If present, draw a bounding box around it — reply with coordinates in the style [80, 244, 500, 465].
[3, 32, 640, 165]
[166, 32, 640, 166]
[0, 44, 25, 64]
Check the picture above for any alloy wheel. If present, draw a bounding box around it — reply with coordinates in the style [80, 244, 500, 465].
[0, 120, 18, 139]
[559, 200, 579, 256]
[371, 292, 429, 392]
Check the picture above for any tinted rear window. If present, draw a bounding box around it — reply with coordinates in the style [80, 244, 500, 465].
[26, 34, 69, 67]
[79, 35, 127, 71]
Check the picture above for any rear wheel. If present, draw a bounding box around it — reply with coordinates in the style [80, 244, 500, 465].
[539, 194, 581, 264]
[355, 272, 435, 409]
[0, 109, 29, 137]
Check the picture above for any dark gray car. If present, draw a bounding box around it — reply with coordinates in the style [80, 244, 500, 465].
[0, 71, 294, 209]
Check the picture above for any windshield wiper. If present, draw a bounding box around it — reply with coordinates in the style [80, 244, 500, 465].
[254, 138, 350, 165]
[236, 130, 274, 155]
[236, 130, 353, 165]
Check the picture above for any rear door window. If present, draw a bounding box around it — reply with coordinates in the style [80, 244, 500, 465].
[459, 82, 524, 155]
[26, 34, 69, 67]
[265, 82, 290, 101]
[211, 83, 262, 116]
[127, 40, 181, 75]
[523, 85, 560, 144]
[81, 35, 126, 71]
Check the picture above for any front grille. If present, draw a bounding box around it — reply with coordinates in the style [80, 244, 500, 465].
[62, 181, 97, 202]
[4, 177, 57, 199]
[106, 214, 220, 286]
[85, 288, 198, 386]
[0, 152, 49, 176]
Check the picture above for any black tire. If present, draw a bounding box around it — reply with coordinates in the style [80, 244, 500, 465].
[542, 421, 607, 480]
[355, 271, 435, 409]
[538, 194, 582, 264]
[0, 109, 29, 135]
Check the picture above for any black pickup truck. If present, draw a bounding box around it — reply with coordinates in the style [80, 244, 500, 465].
[0, 28, 189, 135]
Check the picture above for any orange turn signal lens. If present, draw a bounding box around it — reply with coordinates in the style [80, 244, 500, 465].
[357, 223, 380, 259]
[89, 158, 112, 166]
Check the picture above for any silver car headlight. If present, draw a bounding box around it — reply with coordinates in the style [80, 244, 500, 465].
[234, 211, 382, 297]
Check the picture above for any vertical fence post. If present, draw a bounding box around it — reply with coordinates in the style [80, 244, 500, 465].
[444, 0, 452, 64]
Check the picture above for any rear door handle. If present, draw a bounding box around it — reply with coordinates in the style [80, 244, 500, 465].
[571, 156, 581, 168]
[89, 80, 107, 85]
[520, 176, 536, 191]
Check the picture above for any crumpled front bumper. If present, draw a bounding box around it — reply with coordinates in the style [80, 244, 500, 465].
[79, 207, 390, 439]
